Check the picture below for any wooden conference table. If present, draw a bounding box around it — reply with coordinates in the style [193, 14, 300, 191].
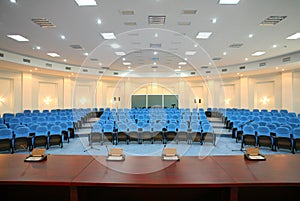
[0, 154, 300, 201]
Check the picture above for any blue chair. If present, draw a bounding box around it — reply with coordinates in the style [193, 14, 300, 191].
[293, 128, 300, 153]
[177, 123, 189, 144]
[89, 124, 103, 147]
[275, 127, 293, 153]
[201, 123, 215, 145]
[102, 123, 115, 144]
[165, 123, 177, 144]
[189, 122, 202, 144]
[49, 125, 63, 148]
[14, 126, 30, 152]
[0, 124, 7, 129]
[140, 123, 153, 144]
[0, 128, 14, 153]
[241, 125, 256, 149]
[152, 123, 165, 144]
[34, 126, 49, 149]
[60, 122, 70, 143]
[257, 126, 273, 149]
[116, 123, 129, 145]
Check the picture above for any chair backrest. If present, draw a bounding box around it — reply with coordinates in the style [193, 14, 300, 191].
[276, 127, 290, 138]
[117, 124, 128, 132]
[103, 124, 114, 132]
[92, 124, 102, 133]
[128, 124, 138, 132]
[179, 123, 188, 132]
[35, 126, 48, 136]
[0, 128, 13, 139]
[166, 123, 177, 132]
[14, 127, 30, 138]
[202, 123, 213, 133]
[49, 125, 62, 135]
[257, 126, 270, 136]
[293, 128, 300, 139]
[242, 125, 255, 135]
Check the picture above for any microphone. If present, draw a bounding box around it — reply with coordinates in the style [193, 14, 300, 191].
[105, 145, 109, 155]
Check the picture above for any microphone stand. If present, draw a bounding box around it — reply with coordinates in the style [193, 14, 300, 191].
[232, 119, 254, 152]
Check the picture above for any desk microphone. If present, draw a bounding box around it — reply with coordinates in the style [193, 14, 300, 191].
[105, 145, 109, 155]
[162, 144, 166, 155]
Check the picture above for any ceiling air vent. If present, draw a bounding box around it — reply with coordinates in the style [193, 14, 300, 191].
[190, 72, 196, 75]
[148, 16, 166, 25]
[0, 53, 4, 57]
[260, 16, 287, 26]
[259, 62, 266, 67]
[178, 21, 191, 26]
[45, 63, 52, 68]
[150, 43, 161, 48]
[212, 57, 222, 61]
[23, 58, 30, 63]
[102, 67, 110, 70]
[124, 22, 137, 26]
[282, 57, 291, 62]
[32, 18, 56, 28]
[201, 66, 209, 69]
[239, 66, 246, 70]
[98, 71, 103, 74]
[90, 58, 98, 61]
[206, 71, 211, 74]
[119, 10, 134, 15]
[70, 45, 84, 50]
[151, 57, 159, 61]
[221, 69, 227, 72]
[152, 66, 158, 69]
[65, 67, 71, 71]
[182, 10, 197, 15]
[229, 43, 243, 48]
[113, 72, 119, 75]
[82, 69, 88, 72]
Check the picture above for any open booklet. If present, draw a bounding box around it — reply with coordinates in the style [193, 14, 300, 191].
[162, 148, 180, 161]
[244, 147, 266, 161]
[24, 148, 47, 162]
[106, 148, 125, 161]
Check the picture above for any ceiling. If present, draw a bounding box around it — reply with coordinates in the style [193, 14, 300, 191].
[0, 0, 300, 77]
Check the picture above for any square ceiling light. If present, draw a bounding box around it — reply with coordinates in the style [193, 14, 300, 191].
[286, 33, 300, 40]
[218, 0, 240, 4]
[7, 34, 29, 42]
[251, 51, 265, 56]
[100, 32, 116, 40]
[185, 51, 197, 55]
[75, 0, 97, 6]
[47, 52, 60, 57]
[196, 32, 212, 39]
[115, 52, 126, 56]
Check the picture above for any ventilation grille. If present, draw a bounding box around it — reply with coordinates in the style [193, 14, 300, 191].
[98, 71, 103, 74]
[119, 10, 134, 15]
[0, 53, 4, 57]
[148, 16, 166, 25]
[221, 69, 227, 72]
[190, 72, 196, 75]
[124, 22, 137, 26]
[102, 67, 110, 70]
[113, 72, 119, 75]
[151, 57, 159, 61]
[152, 66, 158, 69]
[178, 21, 191, 26]
[229, 43, 243, 48]
[45, 63, 52, 68]
[260, 16, 287, 26]
[201, 66, 209, 69]
[70, 45, 84, 50]
[182, 10, 197, 15]
[32, 18, 56, 28]
[65, 67, 72, 70]
[82, 69, 88, 72]
[282, 57, 291, 62]
[206, 71, 211, 74]
[23, 58, 30, 63]
[212, 57, 222, 61]
[239, 66, 246, 70]
[150, 43, 161, 48]
[259, 62, 266, 67]
[90, 58, 98, 61]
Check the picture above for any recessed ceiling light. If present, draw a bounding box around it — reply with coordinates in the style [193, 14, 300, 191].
[154, 51, 158, 55]
[272, 44, 278, 48]
[185, 51, 196, 55]
[84, 52, 89, 56]
[63, 59, 67, 62]
[248, 34, 254, 38]
[10, 0, 17, 4]
[174, 69, 181, 72]
[218, 0, 240, 5]
[74, 0, 97, 6]
[128, 66, 131, 69]
[29, 69, 32, 72]
[178, 66, 182, 69]
[101, 32, 116, 40]
[110, 43, 120, 49]
[245, 58, 248, 61]
[154, 33, 158, 38]
[47, 52, 60, 57]
[7, 34, 29, 42]
[286, 32, 300, 40]
[184, 58, 188, 61]
[276, 67, 279, 70]
[251, 51, 266, 56]
[212, 18, 217, 23]
[178, 62, 187, 65]
[223, 52, 227, 55]
[36, 46, 41, 50]
[97, 18, 102, 25]
[98, 62, 102, 66]
[194, 44, 198, 48]
[196, 32, 212, 39]
[34, 68, 38, 71]
[123, 62, 131, 65]
[115, 52, 126, 56]
[61, 35, 66, 40]
[122, 58, 126, 61]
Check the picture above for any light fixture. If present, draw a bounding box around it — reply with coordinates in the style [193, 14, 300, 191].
[123, 62, 131, 65]
[129, 69, 134, 72]
[153, 62, 157, 65]
[194, 44, 198, 48]
[36, 46, 41, 50]
[154, 51, 158, 55]
[196, 32, 212, 39]
[110, 43, 120, 49]
[178, 62, 187, 65]
[97, 18, 102, 25]
[185, 51, 196, 55]
[286, 32, 300, 40]
[212, 18, 217, 24]
[60, 35, 66, 40]
[98, 62, 102, 66]
[223, 52, 227, 55]
[245, 57, 248, 61]
[251, 51, 265, 56]
[34, 68, 38, 71]
[248, 34, 254, 38]
[128, 66, 131, 69]
[83, 52, 89, 56]
[184, 58, 188, 61]
[225, 99, 230, 105]
[47, 52, 60, 57]
[0, 96, 5, 103]
[80, 97, 87, 105]
[154, 33, 158, 38]
[260, 96, 269, 105]
[272, 44, 278, 48]
[218, 0, 240, 5]
[178, 66, 182, 69]
[10, 0, 17, 3]
[43, 97, 52, 105]
[122, 58, 126, 61]
[63, 59, 67, 62]
[101, 32, 116, 40]
[174, 69, 181, 72]
[74, 0, 97, 6]
[115, 52, 126, 56]
[7, 34, 29, 42]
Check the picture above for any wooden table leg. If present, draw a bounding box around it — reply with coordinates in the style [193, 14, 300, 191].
[230, 187, 238, 201]
[70, 186, 78, 201]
